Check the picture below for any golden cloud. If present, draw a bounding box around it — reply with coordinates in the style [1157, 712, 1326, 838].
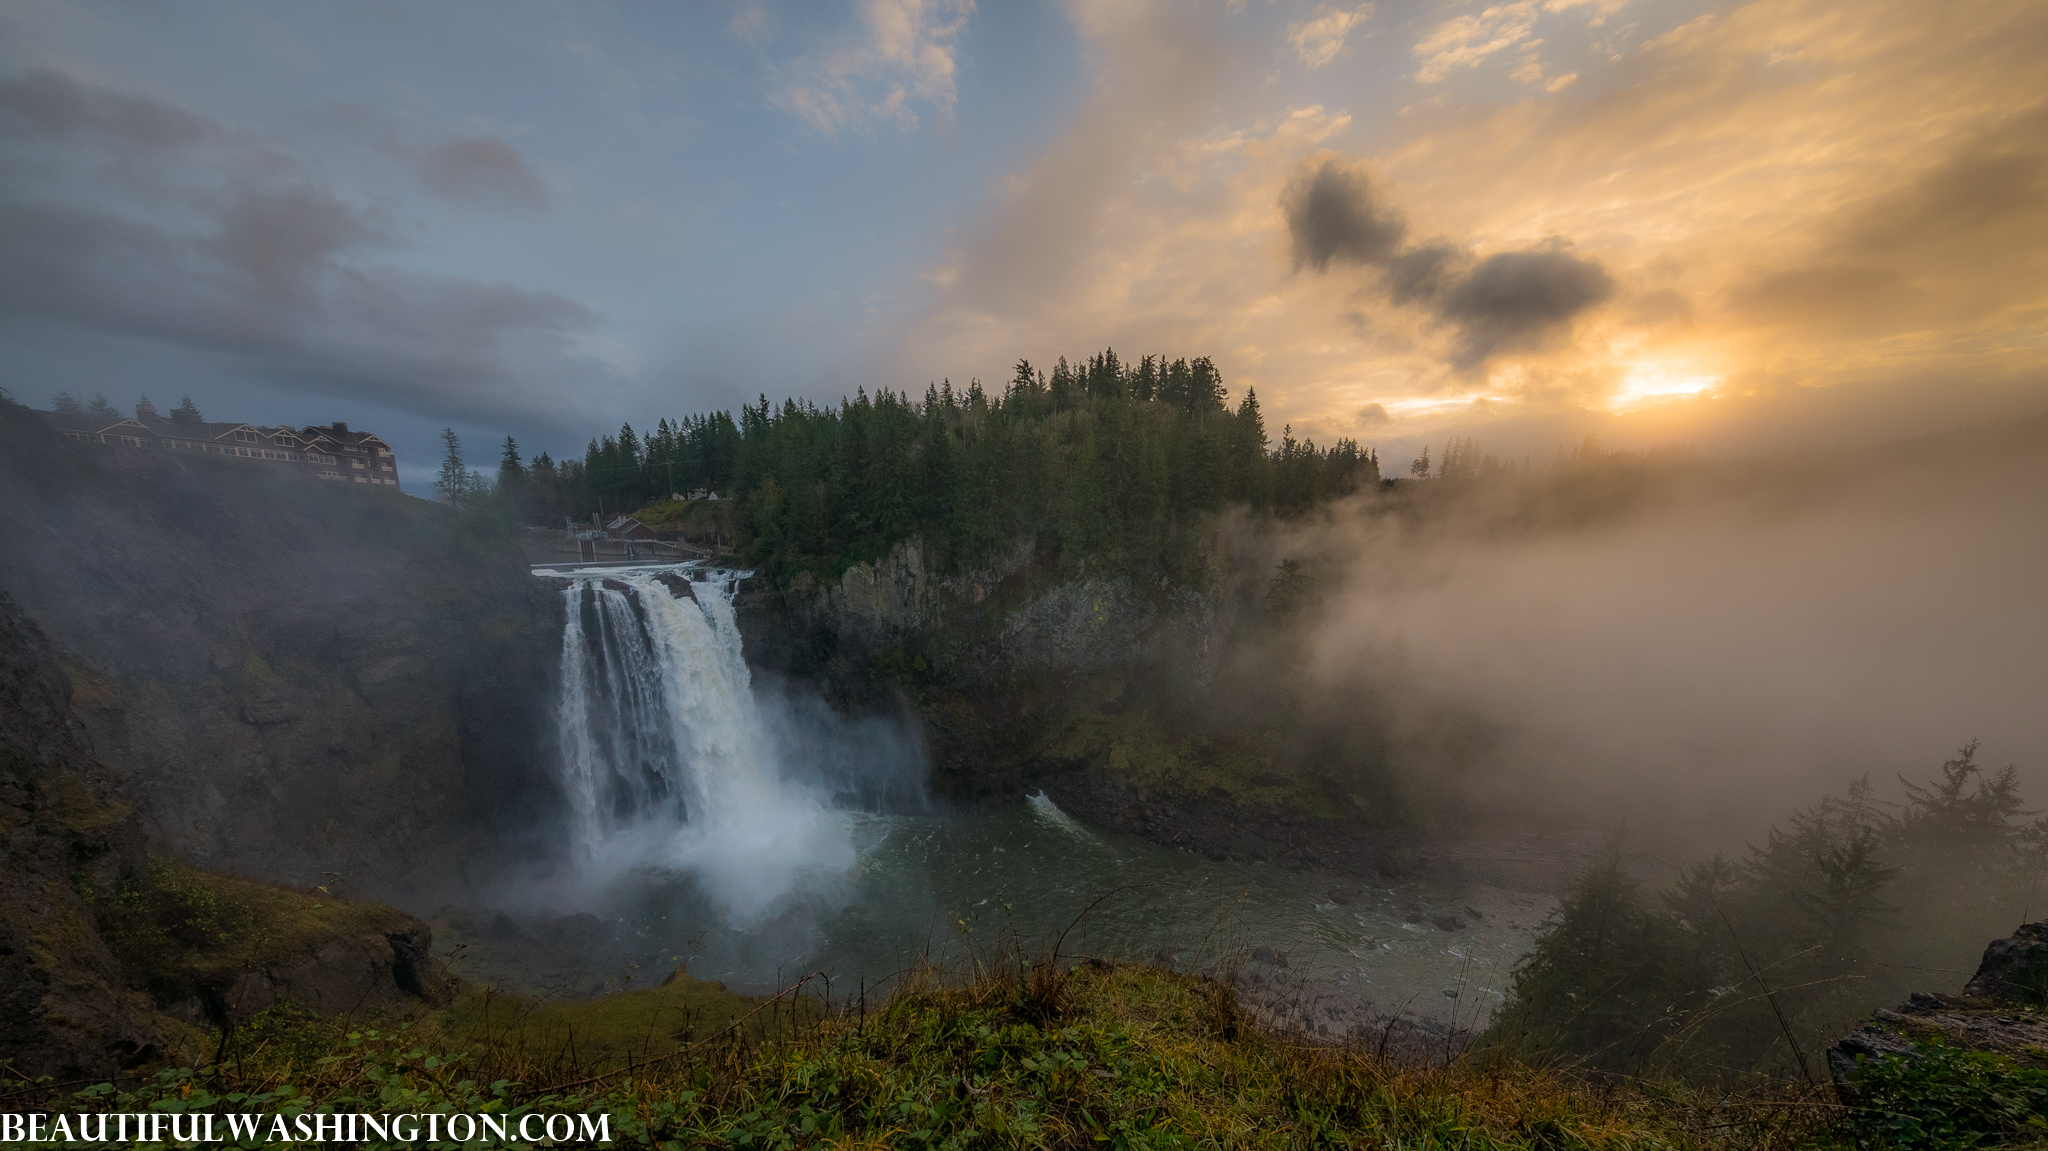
[899, 0, 2048, 456]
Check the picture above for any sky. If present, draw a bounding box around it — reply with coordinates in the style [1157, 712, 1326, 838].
[2, 0, 2044, 491]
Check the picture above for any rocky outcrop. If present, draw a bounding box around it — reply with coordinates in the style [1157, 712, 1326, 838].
[1830, 920, 2048, 1093]
[167, 921, 456, 1029]
[1963, 919, 2048, 1006]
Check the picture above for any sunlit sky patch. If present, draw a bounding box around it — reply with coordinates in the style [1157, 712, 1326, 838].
[1, 0, 2043, 489]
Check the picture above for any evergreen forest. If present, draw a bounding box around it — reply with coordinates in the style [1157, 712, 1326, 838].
[487, 351, 1379, 585]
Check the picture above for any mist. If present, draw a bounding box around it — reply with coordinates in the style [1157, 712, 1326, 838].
[1275, 418, 2048, 854]
[519, 569, 929, 936]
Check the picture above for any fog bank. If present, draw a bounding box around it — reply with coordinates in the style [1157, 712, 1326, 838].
[1292, 418, 2048, 852]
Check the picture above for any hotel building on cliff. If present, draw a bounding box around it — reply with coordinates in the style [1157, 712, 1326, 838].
[32, 399, 400, 487]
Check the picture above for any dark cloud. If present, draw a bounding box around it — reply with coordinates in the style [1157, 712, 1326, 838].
[1440, 246, 1614, 367]
[0, 69, 608, 426]
[0, 68, 217, 147]
[214, 186, 383, 295]
[416, 134, 551, 211]
[1283, 161, 1407, 269]
[1355, 402, 1392, 428]
[1283, 159, 1615, 371]
[1384, 242, 1459, 307]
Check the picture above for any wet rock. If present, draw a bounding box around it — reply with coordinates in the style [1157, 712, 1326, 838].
[1830, 920, 2048, 1097]
[1431, 915, 1465, 932]
[654, 572, 698, 602]
[1251, 947, 1289, 968]
[1964, 920, 2048, 1006]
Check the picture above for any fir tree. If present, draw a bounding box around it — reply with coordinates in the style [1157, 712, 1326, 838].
[434, 427, 473, 507]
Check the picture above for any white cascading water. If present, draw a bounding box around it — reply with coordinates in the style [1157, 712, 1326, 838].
[547, 565, 852, 925]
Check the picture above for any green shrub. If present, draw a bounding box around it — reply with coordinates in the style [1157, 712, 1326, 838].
[1848, 1044, 2048, 1149]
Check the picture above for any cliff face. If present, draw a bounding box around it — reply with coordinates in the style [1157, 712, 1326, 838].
[0, 406, 566, 907]
[0, 587, 164, 1078]
[738, 537, 1418, 875]
[2, 587, 461, 1080]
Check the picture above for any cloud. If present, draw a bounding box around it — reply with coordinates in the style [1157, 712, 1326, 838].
[774, 0, 975, 133]
[1287, 5, 1373, 69]
[0, 69, 611, 426]
[937, 0, 1227, 316]
[214, 185, 383, 295]
[1440, 245, 1614, 366]
[1413, 1, 1539, 83]
[887, 0, 2046, 458]
[0, 68, 217, 148]
[1282, 160, 1406, 269]
[415, 134, 552, 211]
[1284, 158, 1613, 369]
[296, 105, 551, 213]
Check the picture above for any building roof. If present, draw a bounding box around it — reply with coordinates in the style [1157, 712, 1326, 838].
[31, 407, 390, 463]
[298, 421, 390, 451]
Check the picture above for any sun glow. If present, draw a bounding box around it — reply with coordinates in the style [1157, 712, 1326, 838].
[1612, 364, 1720, 409]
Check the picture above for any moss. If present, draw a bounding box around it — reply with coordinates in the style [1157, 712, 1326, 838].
[60, 658, 122, 712]
[82, 858, 410, 1007]
[36, 769, 130, 838]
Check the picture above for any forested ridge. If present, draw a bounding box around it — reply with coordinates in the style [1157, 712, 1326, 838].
[491, 351, 1380, 585]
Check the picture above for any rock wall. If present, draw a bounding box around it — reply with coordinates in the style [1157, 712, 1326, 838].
[0, 406, 566, 907]
[0, 586, 164, 1078]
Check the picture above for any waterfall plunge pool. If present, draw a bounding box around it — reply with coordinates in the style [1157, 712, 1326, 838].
[505, 562, 1554, 1035]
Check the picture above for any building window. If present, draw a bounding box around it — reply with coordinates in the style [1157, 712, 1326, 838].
[235, 430, 257, 442]
[381, 463, 394, 472]
[351, 459, 366, 469]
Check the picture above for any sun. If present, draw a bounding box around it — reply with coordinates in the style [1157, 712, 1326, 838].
[1612, 363, 1720, 409]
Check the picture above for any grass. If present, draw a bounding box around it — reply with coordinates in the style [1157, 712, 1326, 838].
[21, 958, 1876, 1150]
[28, 857, 2033, 1149]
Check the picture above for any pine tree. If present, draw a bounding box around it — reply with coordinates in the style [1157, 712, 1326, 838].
[171, 396, 203, 423]
[87, 393, 119, 418]
[51, 391, 82, 415]
[434, 427, 472, 507]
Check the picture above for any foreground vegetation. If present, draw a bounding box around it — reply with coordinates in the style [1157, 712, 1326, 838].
[13, 808, 2045, 1148]
[13, 960, 1883, 1150]
[1490, 744, 2048, 1088]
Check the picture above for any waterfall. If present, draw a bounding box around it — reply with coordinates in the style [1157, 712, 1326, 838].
[542, 563, 855, 924]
